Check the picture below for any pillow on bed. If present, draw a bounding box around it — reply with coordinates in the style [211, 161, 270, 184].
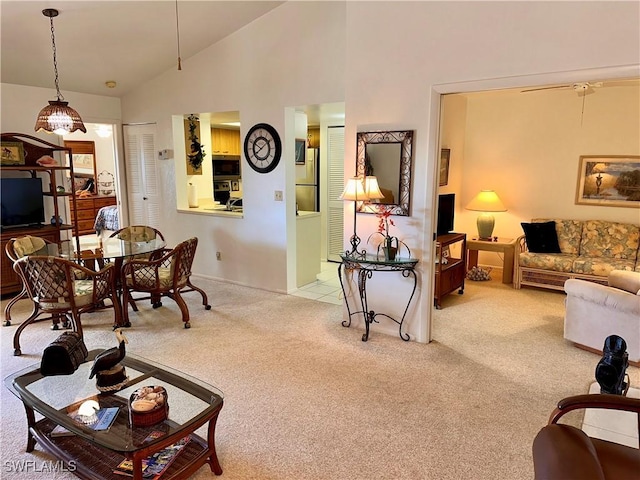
[521, 221, 561, 253]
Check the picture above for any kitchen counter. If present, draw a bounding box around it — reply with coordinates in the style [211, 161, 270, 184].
[177, 199, 243, 217]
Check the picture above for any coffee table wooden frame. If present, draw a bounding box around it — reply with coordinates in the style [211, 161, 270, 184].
[5, 350, 224, 480]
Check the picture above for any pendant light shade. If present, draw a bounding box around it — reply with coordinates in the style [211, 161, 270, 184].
[34, 8, 86, 135]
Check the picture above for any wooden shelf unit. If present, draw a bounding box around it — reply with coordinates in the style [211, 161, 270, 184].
[434, 232, 467, 309]
[1, 133, 80, 296]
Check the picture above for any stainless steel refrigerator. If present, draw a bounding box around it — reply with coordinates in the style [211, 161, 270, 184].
[295, 148, 319, 212]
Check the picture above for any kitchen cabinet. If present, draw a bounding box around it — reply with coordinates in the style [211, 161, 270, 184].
[211, 128, 241, 155]
[434, 232, 466, 309]
[69, 195, 117, 236]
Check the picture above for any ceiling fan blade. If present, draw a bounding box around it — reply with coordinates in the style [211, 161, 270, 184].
[520, 85, 571, 93]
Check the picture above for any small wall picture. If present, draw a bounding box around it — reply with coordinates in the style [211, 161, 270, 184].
[439, 148, 450, 186]
[1, 142, 25, 166]
[231, 180, 240, 191]
[575, 155, 640, 208]
[295, 139, 306, 165]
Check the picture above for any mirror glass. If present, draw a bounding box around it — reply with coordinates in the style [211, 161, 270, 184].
[356, 130, 413, 216]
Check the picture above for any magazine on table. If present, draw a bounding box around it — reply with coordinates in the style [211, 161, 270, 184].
[113, 432, 191, 478]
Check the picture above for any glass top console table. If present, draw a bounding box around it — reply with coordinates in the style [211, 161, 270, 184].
[338, 254, 419, 342]
[5, 350, 224, 480]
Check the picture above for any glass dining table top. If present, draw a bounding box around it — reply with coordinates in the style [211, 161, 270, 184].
[58, 237, 166, 262]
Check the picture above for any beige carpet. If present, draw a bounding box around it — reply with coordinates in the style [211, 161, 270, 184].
[1, 275, 638, 479]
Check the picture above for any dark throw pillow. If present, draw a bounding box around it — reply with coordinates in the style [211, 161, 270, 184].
[521, 221, 561, 253]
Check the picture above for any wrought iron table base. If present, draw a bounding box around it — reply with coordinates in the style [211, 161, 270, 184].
[338, 255, 418, 342]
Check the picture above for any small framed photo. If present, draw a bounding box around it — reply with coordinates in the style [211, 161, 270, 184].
[439, 148, 450, 186]
[295, 139, 306, 165]
[1, 141, 25, 166]
[575, 155, 640, 208]
[231, 180, 239, 191]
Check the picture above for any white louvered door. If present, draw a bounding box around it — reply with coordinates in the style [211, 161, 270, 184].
[123, 124, 161, 228]
[327, 126, 345, 262]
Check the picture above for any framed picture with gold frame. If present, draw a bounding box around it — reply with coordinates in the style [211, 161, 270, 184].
[1, 141, 25, 166]
[575, 155, 640, 208]
[439, 148, 450, 187]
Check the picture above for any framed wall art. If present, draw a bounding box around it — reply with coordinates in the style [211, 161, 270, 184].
[1, 141, 25, 166]
[295, 139, 306, 165]
[439, 148, 450, 187]
[575, 155, 640, 208]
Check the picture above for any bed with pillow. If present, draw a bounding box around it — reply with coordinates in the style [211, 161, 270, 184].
[514, 219, 640, 291]
[93, 205, 119, 236]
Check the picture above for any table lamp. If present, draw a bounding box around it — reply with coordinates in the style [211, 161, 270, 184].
[340, 177, 369, 257]
[465, 190, 506, 240]
[363, 176, 385, 203]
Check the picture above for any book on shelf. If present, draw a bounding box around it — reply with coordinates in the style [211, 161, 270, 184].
[114, 432, 191, 479]
[50, 406, 120, 437]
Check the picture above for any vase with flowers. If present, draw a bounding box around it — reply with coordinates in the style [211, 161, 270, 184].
[368, 205, 410, 261]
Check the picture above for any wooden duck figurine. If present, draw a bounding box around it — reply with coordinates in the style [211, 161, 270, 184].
[89, 329, 128, 379]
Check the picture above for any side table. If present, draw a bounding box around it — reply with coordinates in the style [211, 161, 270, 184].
[466, 237, 516, 284]
[338, 254, 419, 342]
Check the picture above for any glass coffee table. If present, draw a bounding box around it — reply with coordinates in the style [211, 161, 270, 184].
[5, 350, 224, 480]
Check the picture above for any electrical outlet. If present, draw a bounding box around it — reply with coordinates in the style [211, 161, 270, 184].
[216, 251, 221, 261]
[274, 190, 283, 201]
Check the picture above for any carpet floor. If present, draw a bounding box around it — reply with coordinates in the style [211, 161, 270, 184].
[1, 274, 638, 479]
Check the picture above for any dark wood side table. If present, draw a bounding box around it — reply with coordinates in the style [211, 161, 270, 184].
[434, 233, 467, 309]
[466, 237, 516, 284]
[338, 254, 419, 342]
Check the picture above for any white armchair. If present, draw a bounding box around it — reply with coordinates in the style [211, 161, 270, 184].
[564, 270, 640, 364]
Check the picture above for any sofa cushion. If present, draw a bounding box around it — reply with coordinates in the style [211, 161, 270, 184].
[519, 252, 575, 272]
[572, 257, 636, 277]
[533, 219, 583, 255]
[521, 221, 561, 253]
[580, 221, 640, 260]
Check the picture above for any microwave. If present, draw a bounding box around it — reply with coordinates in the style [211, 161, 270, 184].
[212, 155, 241, 177]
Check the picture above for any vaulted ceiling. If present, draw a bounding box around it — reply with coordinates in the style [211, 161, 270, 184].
[0, 1, 284, 97]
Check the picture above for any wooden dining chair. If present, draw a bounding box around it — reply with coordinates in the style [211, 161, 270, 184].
[121, 237, 210, 329]
[11, 255, 120, 356]
[4, 236, 57, 327]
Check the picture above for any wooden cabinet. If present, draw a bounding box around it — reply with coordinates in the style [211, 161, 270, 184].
[69, 195, 117, 236]
[1, 227, 60, 295]
[1, 133, 80, 296]
[211, 128, 241, 155]
[434, 232, 467, 309]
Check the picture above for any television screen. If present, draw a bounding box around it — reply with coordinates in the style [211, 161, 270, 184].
[1, 178, 45, 228]
[437, 193, 455, 235]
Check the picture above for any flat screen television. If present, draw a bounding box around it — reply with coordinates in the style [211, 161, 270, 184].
[437, 193, 455, 235]
[1, 177, 45, 228]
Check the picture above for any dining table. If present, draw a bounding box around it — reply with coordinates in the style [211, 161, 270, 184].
[69, 236, 167, 327]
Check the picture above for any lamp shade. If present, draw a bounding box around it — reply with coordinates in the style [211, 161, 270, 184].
[465, 190, 507, 212]
[339, 177, 368, 201]
[35, 100, 87, 135]
[363, 176, 385, 200]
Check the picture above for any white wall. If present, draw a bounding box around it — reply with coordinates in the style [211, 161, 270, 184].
[344, 1, 639, 341]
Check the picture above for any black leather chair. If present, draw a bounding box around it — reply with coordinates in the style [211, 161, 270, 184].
[532, 394, 640, 480]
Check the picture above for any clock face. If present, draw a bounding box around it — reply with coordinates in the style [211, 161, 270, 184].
[244, 123, 282, 174]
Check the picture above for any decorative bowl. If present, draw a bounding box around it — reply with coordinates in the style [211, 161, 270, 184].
[129, 386, 168, 426]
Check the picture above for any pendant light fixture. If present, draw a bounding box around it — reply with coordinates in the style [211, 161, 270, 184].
[34, 8, 86, 135]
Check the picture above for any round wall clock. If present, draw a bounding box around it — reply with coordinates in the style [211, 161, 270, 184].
[243, 123, 282, 174]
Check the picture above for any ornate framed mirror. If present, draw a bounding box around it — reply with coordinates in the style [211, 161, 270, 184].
[356, 130, 413, 216]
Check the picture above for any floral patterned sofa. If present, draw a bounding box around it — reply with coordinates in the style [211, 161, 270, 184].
[514, 219, 640, 291]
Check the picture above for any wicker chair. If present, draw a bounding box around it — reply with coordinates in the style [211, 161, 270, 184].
[4, 236, 58, 327]
[11, 255, 120, 356]
[121, 237, 210, 329]
[109, 225, 165, 242]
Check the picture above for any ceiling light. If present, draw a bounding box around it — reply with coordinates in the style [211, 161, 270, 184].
[34, 9, 86, 135]
[105, 81, 117, 89]
[95, 125, 112, 138]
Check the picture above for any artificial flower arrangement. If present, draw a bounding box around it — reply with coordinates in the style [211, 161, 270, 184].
[367, 205, 410, 260]
[186, 114, 206, 171]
